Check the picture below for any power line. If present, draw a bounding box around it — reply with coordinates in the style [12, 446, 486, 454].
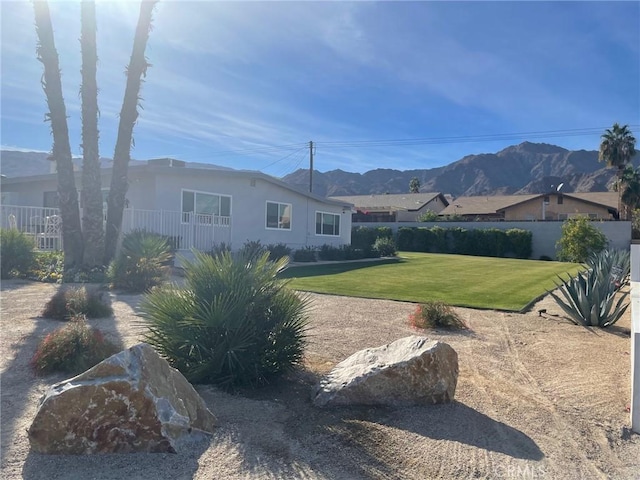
[314, 125, 640, 149]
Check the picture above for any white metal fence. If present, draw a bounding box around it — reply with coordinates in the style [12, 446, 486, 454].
[0, 204, 231, 252]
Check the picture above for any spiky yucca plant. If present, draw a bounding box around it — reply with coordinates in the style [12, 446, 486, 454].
[548, 249, 630, 328]
[140, 250, 309, 387]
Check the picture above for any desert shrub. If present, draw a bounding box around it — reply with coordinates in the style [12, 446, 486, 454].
[27, 250, 64, 283]
[30, 316, 119, 375]
[266, 243, 292, 262]
[292, 247, 317, 262]
[140, 250, 309, 387]
[0, 228, 35, 279]
[239, 239, 267, 261]
[548, 249, 629, 328]
[409, 302, 467, 330]
[506, 228, 533, 259]
[373, 237, 397, 257]
[42, 285, 113, 320]
[107, 229, 171, 293]
[556, 216, 607, 263]
[207, 242, 232, 258]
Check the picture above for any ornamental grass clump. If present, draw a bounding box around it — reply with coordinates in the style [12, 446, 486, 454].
[42, 285, 113, 320]
[30, 316, 119, 375]
[409, 301, 467, 330]
[140, 250, 309, 388]
[107, 229, 172, 293]
[548, 249, 630, 328]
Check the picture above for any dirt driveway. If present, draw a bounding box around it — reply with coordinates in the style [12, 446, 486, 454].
[1, 279, 639, 479]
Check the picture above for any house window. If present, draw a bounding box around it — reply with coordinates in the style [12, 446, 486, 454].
[557, 195, 563, 205]
[316, 211, 340, 236]
[266, 202, 291, 230]
[181, 190, 231, 223]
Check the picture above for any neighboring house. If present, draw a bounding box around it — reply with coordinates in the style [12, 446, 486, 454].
[328, 192, 449, 222]
[0, 159, 353, 252]
[439, 192, 619, 221]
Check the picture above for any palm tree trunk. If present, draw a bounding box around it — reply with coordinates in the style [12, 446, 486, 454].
[33, 0, 83, 270]
[104, 0, 157, 264]
[80, 0, 104, 267]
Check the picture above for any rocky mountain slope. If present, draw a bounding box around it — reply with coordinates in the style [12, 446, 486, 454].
[1, 142, 626, 197]
[282, 142, 621, 197]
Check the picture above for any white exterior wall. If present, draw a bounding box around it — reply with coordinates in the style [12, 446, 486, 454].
[152, 170, 351, 250]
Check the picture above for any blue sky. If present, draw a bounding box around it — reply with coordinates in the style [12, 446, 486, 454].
[1, 1, 639, 177]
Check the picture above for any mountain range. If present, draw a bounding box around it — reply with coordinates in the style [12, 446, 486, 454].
[281, 142, 624, 197]
[0, 142, 628, 197]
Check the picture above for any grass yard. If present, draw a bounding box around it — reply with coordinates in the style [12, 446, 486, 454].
[280, 252, 584, 311]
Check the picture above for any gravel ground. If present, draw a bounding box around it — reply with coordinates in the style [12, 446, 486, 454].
[2, 279, 640, 479]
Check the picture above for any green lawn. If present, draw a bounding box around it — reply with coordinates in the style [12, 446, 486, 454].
[279, 252, 584, 311]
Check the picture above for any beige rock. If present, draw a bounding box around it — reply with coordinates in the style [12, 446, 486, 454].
[313, 335, 458, 407]
[28, 343, 216, 454]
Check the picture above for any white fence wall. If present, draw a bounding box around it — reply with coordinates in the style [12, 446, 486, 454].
[356, 220, 632, 260]
[0, 205, 231, 252]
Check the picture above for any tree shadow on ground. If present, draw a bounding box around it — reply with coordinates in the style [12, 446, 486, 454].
[0, 281, 125, 469]
[279, 257, 403, 279]
[21, 440, 208, 480]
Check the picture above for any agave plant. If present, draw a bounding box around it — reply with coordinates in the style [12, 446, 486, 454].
[586, 248, 630, 290]
[548, 249, 630, 328]
[140, 250, 309, 387]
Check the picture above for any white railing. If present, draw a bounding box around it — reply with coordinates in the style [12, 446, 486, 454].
[0, 204, 231, 252]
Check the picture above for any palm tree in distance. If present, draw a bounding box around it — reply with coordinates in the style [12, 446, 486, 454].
[599, 123, 637, 220]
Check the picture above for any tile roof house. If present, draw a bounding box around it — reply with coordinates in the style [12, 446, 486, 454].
[328, 192, 449, 222]
[439, 192, 619, 221]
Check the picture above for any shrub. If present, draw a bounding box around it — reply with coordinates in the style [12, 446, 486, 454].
[140, 251, 309, 387]
[373, 237, 397, 257]
[506, 229, 533, 259]
[556, 216, 607, 263]
[239, 239, 267, 261]
[266, 243, 292, 262]
[318, 244, 345, 261]
[62, 265, 107, 284]
[417, 210, 439, 222]
[396, 227, 415, 251]
[28, 250, 64, 283]
[0, 228, 35, 279]
[548, 249, 630, 328]
[42, 285, 113, 320]
[292, 247, 317, 262]
[30, 316, 119, 375]
[107, 230, 172, 293]
[409, 302, 467, 330]
[207, 242, 232, 258]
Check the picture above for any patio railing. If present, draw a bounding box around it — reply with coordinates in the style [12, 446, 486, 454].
[0, 204, 231, 252]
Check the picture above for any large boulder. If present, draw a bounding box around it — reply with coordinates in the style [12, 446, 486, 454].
[313, 336, 458, 407]
[28, 343, 216, 454]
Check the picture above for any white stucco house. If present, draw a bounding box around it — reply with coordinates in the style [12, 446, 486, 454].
[0, 158, 353, 253]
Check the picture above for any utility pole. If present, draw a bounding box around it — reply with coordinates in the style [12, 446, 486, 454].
[309, 140, 314, 193]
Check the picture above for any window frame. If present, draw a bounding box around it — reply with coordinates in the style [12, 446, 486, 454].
[315, 211, 341, 237]
[181, 189, 232, 224]
[265, 201, 292, 231]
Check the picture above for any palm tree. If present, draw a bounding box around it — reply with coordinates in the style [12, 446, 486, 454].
[33, 0, 84, 270]
[599, 123, 637, 220]
[80, 0, 104, 267]
[104, 0, 158, 264]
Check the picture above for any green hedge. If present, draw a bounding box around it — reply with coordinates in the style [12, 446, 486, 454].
[350, 226, 393, 257]
[395, 226, 532, 259]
